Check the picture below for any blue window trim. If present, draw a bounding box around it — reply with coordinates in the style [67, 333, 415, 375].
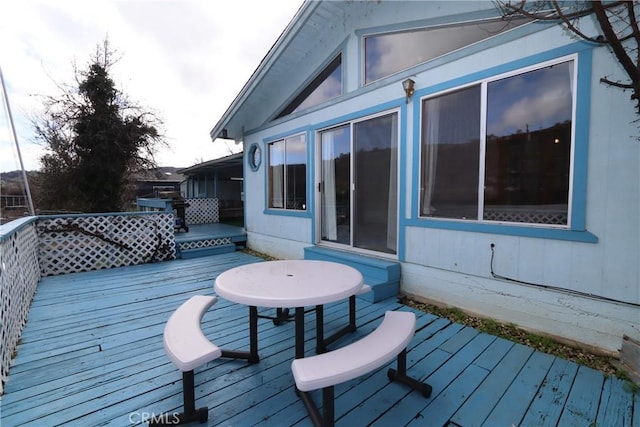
[262, 101, 409, 249]
[262, 129, 313, 218]
[313, 99, 403, 131]
[247, 143, 262, 172]
[397, 103, 409, 260]
[406, 42, 598, 244]
[311, 102, 407, 252]
[357, 13, 548, 89]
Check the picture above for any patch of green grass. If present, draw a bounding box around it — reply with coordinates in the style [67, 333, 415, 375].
[527, 334, 558, 350]
[241, 248, 278, 261]
[448, 307, 468, 323]
[623, 379, 639, 394]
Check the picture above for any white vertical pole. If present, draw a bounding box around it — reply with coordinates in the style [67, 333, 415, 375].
[0, 63, 35, 216]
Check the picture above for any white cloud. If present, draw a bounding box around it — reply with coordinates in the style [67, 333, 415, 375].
[0, 0, 302, 172]
[487, 62, 574, 136]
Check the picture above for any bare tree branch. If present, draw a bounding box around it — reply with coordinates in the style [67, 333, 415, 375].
[497, 0, 640, 113]
[593, 2, 638, 87]
[600, 77, 635, 89]
[626, 1, 640, 68]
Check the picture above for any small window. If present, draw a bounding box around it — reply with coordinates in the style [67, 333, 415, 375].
[248, 143, 262, 171]
[365, 19, 527, 84]
[420, 59, 575, 226]
[276, 55, 342, 119]
[268, 134, 307, 210]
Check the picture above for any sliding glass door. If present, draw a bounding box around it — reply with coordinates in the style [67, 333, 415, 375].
[319, 112, 398, 254]
[320, 125, 351, 245]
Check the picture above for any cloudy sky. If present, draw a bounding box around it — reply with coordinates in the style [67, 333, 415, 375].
[0, 0, 303, 172]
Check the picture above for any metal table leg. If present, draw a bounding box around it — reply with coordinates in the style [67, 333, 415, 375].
[295, 307, 305, 359]
[220, 305, 259, 363]
[249, 306, 259, 362]
[315, 295, 358, 354]
[315, 304, 325, 353]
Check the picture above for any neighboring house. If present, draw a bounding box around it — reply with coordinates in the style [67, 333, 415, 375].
[178, 152, 244, 220]
[209, 1, 639, 355]
[133, 167, 185, 199]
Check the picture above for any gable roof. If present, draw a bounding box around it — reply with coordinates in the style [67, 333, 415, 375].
[209, 1, 505, 143]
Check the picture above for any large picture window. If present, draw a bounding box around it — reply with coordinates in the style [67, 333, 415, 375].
[268, 134, 307, 210]
[420, 58, 574, 226]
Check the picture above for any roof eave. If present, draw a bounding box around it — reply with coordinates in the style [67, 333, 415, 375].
[177, 152, 244, 175]
[209, 0, 317, 143]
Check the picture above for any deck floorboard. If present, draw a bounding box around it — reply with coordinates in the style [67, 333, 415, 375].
[1, 251, 636, 426]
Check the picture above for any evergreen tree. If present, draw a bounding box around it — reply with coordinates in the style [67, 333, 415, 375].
[33, 40, 164, 212]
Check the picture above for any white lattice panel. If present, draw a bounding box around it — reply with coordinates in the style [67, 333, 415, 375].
[179, 237, 233, 251]
[185, 198, 219, 224]
[0, 221, 40, 393]
[37, 213, 177, 276]
[484, 209, 567, 225]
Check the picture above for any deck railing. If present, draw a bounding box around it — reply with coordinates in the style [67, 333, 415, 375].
[137, 196, 220, 225]
[37, 212, 176, 276]
[0, 217, 40, 393]
[0, 212, 177, 393]
[184, 197, 220, 224]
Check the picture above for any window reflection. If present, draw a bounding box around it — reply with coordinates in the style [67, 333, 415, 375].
[419, 59, 574, 226]
[268, 134, 307, 210]
[420, 86, 481, 219]
[292, 64, 342, 114]
[365, 19, 527, 84]
[268, 140, 285, 209]
[354, 114, 398, 254]
[320, 125, 350, 244]
[276, 55, 342, 118]
[285, 135, 307, 210]
[484, 61, 573, 225]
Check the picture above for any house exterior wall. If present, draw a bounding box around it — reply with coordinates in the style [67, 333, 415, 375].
[184, 175, 243, 200]
[239, 4, 639, 354]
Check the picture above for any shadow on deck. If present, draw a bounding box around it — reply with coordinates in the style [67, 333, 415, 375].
[1, 252, 637, 426]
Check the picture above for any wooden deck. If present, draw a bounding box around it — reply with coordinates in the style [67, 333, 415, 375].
[174, 223, 247, 258]
[174, 223, 246, 244]
[1, 252, 637, 426]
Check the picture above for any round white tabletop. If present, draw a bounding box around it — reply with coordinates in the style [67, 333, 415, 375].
[214, 260, 364, 308]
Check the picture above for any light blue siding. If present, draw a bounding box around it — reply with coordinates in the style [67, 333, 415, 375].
[238, 2, 639, 353]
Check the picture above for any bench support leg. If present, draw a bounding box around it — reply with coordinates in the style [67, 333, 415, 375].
[315, 295, 358, 354]
[295, 386, 335, 427]
[322, 386, 335, 427]
[219, 306, 260, 363]
[150, 370, 208, 426]
[387, 349, 432, 397]
[294, 349, 430, 427]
